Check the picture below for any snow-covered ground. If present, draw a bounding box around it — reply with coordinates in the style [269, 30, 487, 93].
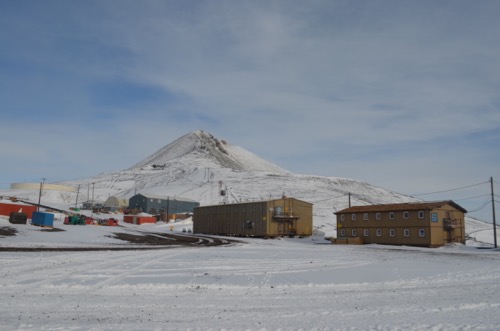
[1, 217, 500, 330]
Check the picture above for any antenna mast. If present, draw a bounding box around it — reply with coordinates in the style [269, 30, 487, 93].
[219, 180, 228, 204]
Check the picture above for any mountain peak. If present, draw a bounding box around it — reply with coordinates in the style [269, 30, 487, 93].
[129, 130, 289, 173]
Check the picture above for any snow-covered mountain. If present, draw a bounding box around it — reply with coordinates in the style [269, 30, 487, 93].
[2, 130, 419, 232]
[130, 130, 289, 174]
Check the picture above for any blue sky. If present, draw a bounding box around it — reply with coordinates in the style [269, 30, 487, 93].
[1, 0, 499, 221]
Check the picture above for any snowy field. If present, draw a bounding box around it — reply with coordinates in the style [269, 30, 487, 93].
[1, 217, 500, 330]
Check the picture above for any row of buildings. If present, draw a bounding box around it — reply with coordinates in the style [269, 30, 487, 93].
[101, 193, 467, 247]
[191, 198, 466, 247]
[104, 194, 314, 238]
[2, 189, 466, 247]
[102, 193, 200, 220]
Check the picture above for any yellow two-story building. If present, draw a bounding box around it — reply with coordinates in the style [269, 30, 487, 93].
[335, 200, 466, 247]
[194, 197, 313, 237]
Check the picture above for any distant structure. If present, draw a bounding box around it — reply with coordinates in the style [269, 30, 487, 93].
[129, 193, 199, 215]
[10, 183, 76, 192]
[193, 197, 313, 237]
[103, 196, 129, 212]
[334, 200, 466, 247]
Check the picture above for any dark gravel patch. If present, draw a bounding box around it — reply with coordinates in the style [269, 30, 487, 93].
[0, 226, 17, 237]
[40, 227, 66, 232]
[0, 230, 240, 252]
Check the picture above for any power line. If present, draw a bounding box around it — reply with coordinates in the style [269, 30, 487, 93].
[454, 194, 491, 202]
[313, 193, 349, 204]
[411, 181, 489, 197]
[467, 199, 492, 214]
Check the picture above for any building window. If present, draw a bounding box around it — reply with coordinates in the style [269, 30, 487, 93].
[404, 229, 410, 237]
[363, 229, 369, 237]
[340, 229, 346, 237]
[376, 213, 381, 220]
[418, 211, 425, 219]
[352, 214, 356, 221]
[340, 214, 345, 221]
[403, 211, 409, 219]
[352, 229, 357, 237]
[389, 229, 395, 237]
[419, 229, 425, 237]
[363, 213, 368, 221]
[389, 212, 395, 220]
[376, 229, 382, 237]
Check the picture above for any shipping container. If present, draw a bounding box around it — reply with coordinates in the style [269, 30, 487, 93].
[0, 202, 38, 219]
[32, 212, 54, 227]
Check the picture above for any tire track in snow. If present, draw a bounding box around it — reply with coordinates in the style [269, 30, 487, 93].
[1, 249, 191, 290]
[89, 249, 191, 290]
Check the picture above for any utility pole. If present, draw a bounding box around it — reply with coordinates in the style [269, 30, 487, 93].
[348, 193, 351, 208]
[75, 184, 80, 208]
[166, 197, 170, 221]
[491, 177, 497, 248]
[37, 178, 46, 211]
[91, 182, 95, 210]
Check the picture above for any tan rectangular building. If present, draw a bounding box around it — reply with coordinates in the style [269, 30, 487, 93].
[193, 197, 313, 237]
[335, 200, 466, 247]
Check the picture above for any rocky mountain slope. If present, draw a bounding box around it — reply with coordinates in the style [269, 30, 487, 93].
[130, 130, 289, 174]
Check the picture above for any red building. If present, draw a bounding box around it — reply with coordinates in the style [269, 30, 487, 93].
[123, 214, 157, 225]
[0, 200, 38, 219]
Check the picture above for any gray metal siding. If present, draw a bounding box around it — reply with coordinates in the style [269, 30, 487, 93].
[194, 199, 312, 237]
[129, 194, 199, 214]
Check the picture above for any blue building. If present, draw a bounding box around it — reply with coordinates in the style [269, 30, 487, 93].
[129, 193, 199, 215]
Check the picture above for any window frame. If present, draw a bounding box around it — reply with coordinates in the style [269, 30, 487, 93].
[376, 213, 381, 220]
[419, 228, 425, 237]
[389, 212, 395, 220]
[363, 229, 369, 237]
[351, 229, 357, 237]
[376, 229, 382, 237]
[363, 213, 369, 221]
[351, 214, 357, 221]
[418, 211, 425, 219]
[403, 211, 409, 219]
[403, 229, 410, 237]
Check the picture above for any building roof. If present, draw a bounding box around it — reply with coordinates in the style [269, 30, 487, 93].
[195, 197, 313, 208]
[335, 200, 467, 214]
[134, 193, 198, 203]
